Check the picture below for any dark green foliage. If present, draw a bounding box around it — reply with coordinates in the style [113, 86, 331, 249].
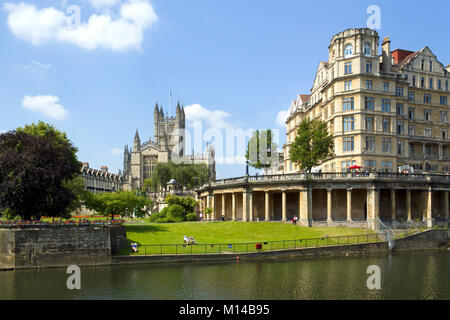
[246, 129, 278, 172]
[289, 119, 334, 173]
[167, 204, 185, 222]
[0, 130, 81, 220]
[143, 161, 210, 192]
[186, 212, 197, 221]
[85, 190, 153, 219]
[149, 195, 198, 223]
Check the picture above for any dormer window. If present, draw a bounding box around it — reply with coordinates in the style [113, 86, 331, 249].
[344, 44, 353, 58]
[364, 43, 371, 56]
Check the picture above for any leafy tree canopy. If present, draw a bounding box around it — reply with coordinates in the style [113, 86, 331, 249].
[0, 130, 81, 220]
[289, 119, 334, 173]
[246, 129, 278, 173]
[85, 190, 153, 219]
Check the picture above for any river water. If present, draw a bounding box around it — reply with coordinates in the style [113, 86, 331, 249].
[0, 250, 448, 300]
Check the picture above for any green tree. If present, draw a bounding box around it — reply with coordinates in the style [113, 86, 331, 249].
[246, 129, 278, 174]
[0, 131, 81, 220]
[86, 191, 152, 219]
[289, 119, 334, 173]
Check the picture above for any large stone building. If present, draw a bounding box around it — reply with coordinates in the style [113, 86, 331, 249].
[122, 102, 216, 190]
[80, 163, 123, 194]
[283, 28, 450, 174]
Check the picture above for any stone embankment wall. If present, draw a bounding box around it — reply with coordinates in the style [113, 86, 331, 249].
[0, 225, 127, 270]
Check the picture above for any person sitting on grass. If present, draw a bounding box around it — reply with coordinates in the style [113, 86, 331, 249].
[183, 235, 189, 244]
[189, 236, 197, 245]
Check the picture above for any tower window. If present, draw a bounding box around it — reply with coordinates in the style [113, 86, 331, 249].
[344, 44, 353, 58]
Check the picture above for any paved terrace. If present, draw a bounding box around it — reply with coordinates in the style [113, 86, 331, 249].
[195, 173, 450, 230]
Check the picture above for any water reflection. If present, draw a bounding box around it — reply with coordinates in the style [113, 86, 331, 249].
[0, 251, 448, 300]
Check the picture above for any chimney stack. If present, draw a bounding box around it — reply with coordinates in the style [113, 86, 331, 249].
[381, 36, 392, 72]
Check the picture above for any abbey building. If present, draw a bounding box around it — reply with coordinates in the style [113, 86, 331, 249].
[122, 101, 216, 190]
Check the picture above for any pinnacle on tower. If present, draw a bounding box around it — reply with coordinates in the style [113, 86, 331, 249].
[154, 102, 159, 114]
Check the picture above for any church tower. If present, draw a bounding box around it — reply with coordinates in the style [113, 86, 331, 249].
[130, 129, 142, 189]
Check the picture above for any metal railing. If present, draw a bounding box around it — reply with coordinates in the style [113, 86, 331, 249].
[129, 233, 384, 256]
[208, 172, 450, 186]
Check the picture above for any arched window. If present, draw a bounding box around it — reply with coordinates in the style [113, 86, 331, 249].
[364, 43, 372, 56]
[344, 44, 353, 58]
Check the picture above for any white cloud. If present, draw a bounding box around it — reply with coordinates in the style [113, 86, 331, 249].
[184, 104, 234, 130]
[22, 95, 69, 120]
[110, 148, 123, 155]
[276, 110, 289, 127]
[89, 0, 121, 9]
[4, 0, 158, 51]
[21, 60, 52, 71]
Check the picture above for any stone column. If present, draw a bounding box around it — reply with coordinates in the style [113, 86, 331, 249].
[221, 194, 225, 221]
[327, 189, 332, 224]
[206, 195, 211, 221]
[391, 189, 396, 221]
[346, 188, 352, 222]
[438, 144, 443, 160]
[367, 187, 380, 230]
[242, 191, 248, 222]
[299, 187, 312, 227]
[231, 193, 236, 221]
[211, 194, 216, 221]
[249, 191, 253, 222]
[270, 192, 275, 220]
[425, 187, 434, 228]
[265, 191, 270, 221]
[406, 189, 412, 222]
[282, 190, 287, 222]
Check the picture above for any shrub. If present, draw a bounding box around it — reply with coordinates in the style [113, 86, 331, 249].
[186, 212, 197, 221]
[167, 204, 185, 222]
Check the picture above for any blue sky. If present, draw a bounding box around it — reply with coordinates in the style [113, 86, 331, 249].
[1, 0, 449, 179]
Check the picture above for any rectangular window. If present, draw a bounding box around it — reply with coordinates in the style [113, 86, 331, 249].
[366, 80, 373, 90]
[408, 107, 415, 120]
[440, 96, 448, 105]
[424, 126, 432, 137]
[382, 138, 392, 153]
[382, 118, 391, 132]
[421, 59, 425, 70]
[421, 77, 425, 88]
[429, 78, 433, 89]
[423, 94, 431, 103]
[430, 61, 433, 72]
[365, 136, 376, 151]
[396, 87, 404, 97]
[364, 160, 377, 168]
[396, 121, 404, 135]
[343, 136, 354, 152]
[412, 76, 416, 86]
[344, 62, 352, 74]
[446, 81, 449, 91]
[366, 61, 372, 73]
[365, 116, 374, 131]
[408, 91, 415, 101]
[396, 103, 404, 116]
[343, 116, 355, 132]
[344, 80, 352, 91]
[383, 82, 389, 92]
[381, 99, 391, 112]
[438, 80, 442, 90]
[342, 97, 354, 111]
[441, 128, 448, 140]
[397, 141, 404, 155]
[423, 109, 431, 121]
[440, 111, 448, 124]
[365, 97, 374, 110]
[408, 124, 415, 136]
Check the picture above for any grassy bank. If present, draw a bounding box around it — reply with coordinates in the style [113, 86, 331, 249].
[122, 221, 376, 255]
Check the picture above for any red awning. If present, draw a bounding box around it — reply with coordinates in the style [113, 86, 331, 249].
[349, 165, 361, 170]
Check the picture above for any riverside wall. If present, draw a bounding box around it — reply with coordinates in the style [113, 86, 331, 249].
[0, 225, 127, 270]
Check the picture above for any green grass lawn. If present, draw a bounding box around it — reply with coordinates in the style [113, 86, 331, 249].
[122, 221, 377, 255]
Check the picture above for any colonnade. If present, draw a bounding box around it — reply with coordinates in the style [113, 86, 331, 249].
[198, 186, 450, 229]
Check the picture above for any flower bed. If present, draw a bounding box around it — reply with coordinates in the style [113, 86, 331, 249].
[0, 219, 126, 228]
